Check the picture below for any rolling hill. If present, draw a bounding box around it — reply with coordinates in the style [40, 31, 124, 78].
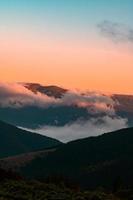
[20, 127, 133, 189]
[0, 120, 61, 159]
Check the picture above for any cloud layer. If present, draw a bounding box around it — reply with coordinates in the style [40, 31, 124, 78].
[98, 20, 133, 43]
[0, 83, 115, 116]
[0, 83, 58, 108]
[0, 82, 128, 142]
[25, 116, 128, 142]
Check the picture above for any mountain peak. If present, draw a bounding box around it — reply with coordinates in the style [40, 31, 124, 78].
[23, 83, 67, 98]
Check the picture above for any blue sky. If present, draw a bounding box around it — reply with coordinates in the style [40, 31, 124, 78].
[0, 0, 132, 39]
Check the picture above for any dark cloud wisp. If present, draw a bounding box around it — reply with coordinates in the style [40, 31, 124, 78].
[97, 20, 133, 43]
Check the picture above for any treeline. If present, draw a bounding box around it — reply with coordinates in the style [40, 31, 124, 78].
[0, 169, 133, 200]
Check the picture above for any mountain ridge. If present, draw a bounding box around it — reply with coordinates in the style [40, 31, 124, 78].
[23, 83, 67, 98]
[0, 82, 133, 131]
[0, 120, 61, 159]
[20, 127, 133, 189]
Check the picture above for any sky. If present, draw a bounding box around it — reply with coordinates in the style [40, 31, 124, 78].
[0, 0, 133, 94]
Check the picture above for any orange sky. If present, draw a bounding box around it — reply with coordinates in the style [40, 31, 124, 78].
[0, 0, 132, 95]
[0, 31, 132, 94]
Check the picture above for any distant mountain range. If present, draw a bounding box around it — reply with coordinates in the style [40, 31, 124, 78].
[19, 127, 133, 189]
[0, 120, 61, 159]
[24, 83, 133, 122]
[0, 82, 132, 131]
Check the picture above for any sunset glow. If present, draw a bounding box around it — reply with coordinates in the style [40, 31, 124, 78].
[0, 0, 132, 94]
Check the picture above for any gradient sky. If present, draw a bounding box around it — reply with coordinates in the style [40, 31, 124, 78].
[0, 0, 133, 94]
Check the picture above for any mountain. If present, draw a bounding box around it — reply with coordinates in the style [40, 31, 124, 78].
[23, 83, 133, 114]
[24, 83, 67, 98]
[0, 83, 133, 129]
[20, 127, 133, 189]
[0, 120, 61, 159]
[113, 94, 133, 113]
[113, 94, 133, 126]
[0, 105, 88, 129]
[0, 83, 133, 134]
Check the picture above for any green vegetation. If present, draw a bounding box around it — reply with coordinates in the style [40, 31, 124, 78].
[0, 180, 124, 200]
[0, 167, 132, 200]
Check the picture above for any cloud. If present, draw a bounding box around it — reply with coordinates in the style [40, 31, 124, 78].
[0, 83, 58, 108]
[0, 82, 129, 142]
[97, 20, 133, 43]
[23, 116, 128, 142]
[0, 83, 115, 117]
[58, 91, 115, 115]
